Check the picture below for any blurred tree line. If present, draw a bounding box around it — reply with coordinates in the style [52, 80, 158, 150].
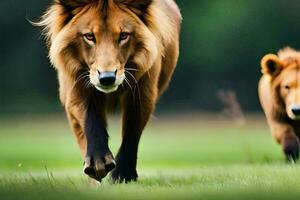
[1, 0, 300, 114]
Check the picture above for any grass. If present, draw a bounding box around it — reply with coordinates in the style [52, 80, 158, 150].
[0, 114, 300, 199]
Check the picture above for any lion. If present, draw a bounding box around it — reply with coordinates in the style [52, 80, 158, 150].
[259, 47, 300, 162]
[36, 0, 181, 182]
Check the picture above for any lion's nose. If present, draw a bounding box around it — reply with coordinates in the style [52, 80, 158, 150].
[291, 105, 300, 116]
[98, 71, 116, 86]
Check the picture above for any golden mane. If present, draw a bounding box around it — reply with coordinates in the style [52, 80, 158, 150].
[278, 47, 300, 66]
[34, 0, 182, 78]
[35, 0, 181, 49]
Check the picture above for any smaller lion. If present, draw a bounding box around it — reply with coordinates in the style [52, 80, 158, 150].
[259, 47, 300, 162]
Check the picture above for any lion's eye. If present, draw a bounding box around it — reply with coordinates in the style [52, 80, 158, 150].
[84, 33, 95, 42]
[119, 32, 130, 42]
[285, 85, 291, 90]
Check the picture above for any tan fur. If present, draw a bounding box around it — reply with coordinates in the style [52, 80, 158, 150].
[259, 47, 300, 161]
[37, 0, 181, 181]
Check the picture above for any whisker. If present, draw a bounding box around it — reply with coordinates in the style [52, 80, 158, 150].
[83, 75, 93, 89]
[71, 71, 90, 90]
[147, 70, 151, 79]
[125, 71, 138, 84]
[77, 71, 89, 79]
[75, 71, 89, 83]
[83, 79, 91, 89]
[125, 77, 135, 99]
[125, 77, 133, 92]
[125, 71, 141, 107]
[125, 68, 140, 72]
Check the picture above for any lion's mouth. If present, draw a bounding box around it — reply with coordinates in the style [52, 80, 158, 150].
[287, 105, 300, 121]
[95, 85, 119, 93]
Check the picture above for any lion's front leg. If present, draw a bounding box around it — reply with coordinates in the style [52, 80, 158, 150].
[282, 132, 299, 162]
[83, 100, 116, 182]
[111, 92, 156, 183]
[112, 69, 159, 183]
[66, 94, 115, 182]
[270, 121, 300, 162]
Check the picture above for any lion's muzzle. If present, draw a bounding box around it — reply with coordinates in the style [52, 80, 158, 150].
[291, 105, 300, 118]
[90, 70, 125, 94]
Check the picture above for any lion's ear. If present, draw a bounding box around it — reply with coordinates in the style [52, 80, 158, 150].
[115, 0, 153, 17]
[261, 54, 282, 76]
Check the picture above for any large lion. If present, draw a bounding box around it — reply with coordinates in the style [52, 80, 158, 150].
[259, 47, 300, 162]
[36, 0, 181, 182]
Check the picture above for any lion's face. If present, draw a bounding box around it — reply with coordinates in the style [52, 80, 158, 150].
[278, 67, 300, 120]
[75, 6, 135, 93]
[46, 0, 157, 93]
[261, 53, 300, 120]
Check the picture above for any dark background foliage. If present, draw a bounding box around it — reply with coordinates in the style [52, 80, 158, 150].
[1, 0, 300, 114]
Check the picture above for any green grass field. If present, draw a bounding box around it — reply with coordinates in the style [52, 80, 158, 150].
[1, 114, 300, 200]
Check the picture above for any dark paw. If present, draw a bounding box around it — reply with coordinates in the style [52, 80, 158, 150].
[283, 138, 299, 162]
[111, 166, 138, 183]
[84, 153, 116, 182]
